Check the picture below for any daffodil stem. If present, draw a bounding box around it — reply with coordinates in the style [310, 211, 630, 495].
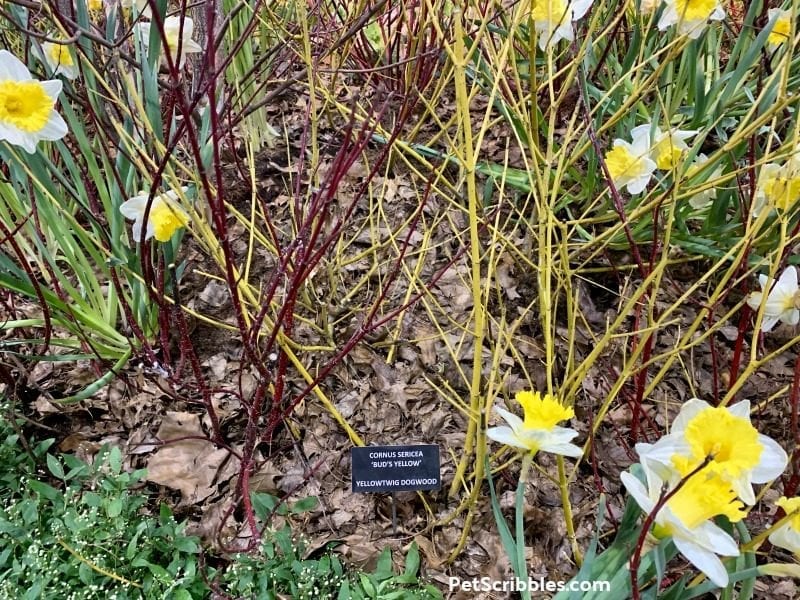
[516, 453, 533, 600]
[557, 455, 581, 567]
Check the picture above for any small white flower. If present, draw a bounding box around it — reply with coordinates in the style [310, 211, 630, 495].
[119, 188, 190, 243]
[604, 124, 657, 194]
[657, 0, 725, 39]
[531, 0, 594, 50]
[746, 266, 800, 332]
[0, 50, 68, 153]
[135, 16, 202, 69]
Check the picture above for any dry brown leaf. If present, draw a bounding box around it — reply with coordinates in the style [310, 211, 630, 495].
[145, 411, 231, 504]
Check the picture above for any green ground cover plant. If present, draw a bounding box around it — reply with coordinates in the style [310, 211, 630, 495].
[0, 405, 440, 599]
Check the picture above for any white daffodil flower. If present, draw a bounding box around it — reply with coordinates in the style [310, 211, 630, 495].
[531, 0, 594, 50]
[657, 0, 725, 39]
[634, 399, 788, 505]
[486, 390, 583, 457]
[120, 188, 191, 243]
[621, 456, 743, 588]
[747, 267, 800, 333]
[651, 126, 697, 170]
[38, 42, 78, 80]
[135, 16, 202, 69]
[769, 496, 800, 557]
[0, 50, 68, 154]
[604, 124, 657, 194]
[767, 8, 793, 50]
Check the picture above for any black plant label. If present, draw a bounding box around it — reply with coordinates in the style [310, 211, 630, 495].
[351, 444, 440, 493]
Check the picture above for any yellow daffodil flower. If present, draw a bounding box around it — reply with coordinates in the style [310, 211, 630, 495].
[651, 126, 697, 170]
[622, 455, 743, 587]
[604, 124, 657, 194]
[135, 16, 202, 69]
[39, 42, 78, 80]
[769, 497, 800, 556]
[0, 50, 68, 154]
[486, 391, 582, 457]
[767, 8, 793, 49]
[635, 399, 788, 505]
[658, 0, 725, 38]
[531, 0, 594, 50]
[120, 188, 191, 243]
[753, 156, 800, 215]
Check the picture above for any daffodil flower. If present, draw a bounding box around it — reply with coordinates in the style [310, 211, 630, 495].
[753, 157, 800, 215]
[38, 42, 78, 80]
[120, 188, 191, 243]
[769, 497, 800, 557]
[531, 0, 594, 50]
[634, 399, 788, 505]
[686, 154, 724, 210]
[0, 50, 68, 154]
[657, 0, 725, 38]
[121, 0, 150, 16]
[604, 124, 657, 194]
[621, 456, 744, 588]
[651, 126, 697, 170]
[486, 390, 583, 457]
[767, 8, 793, 49]
[746, 267, 800, 333]
[135, 16, 202, 69]
[637, 0, 661, 16]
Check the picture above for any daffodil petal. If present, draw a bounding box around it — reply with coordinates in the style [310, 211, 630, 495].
[693, 521, 739, 556]
[485, 426, 527, 450]
[751, 435, 788, 482]
[494, 406, 523, 431]
[620, 471, 656, 513]
[119, 196, 148, 220]
[769, 524, 800, 555]
[542, 441, 583, 457]
[727, 400, 751, 420]
[0, 50, 32, 80]
[776, 266, 799, 295]
[670, 398, 710, 433]
[37, 112, 69, 141]
[673, 537, 730, 588]
[572, 0, 593, 19]
[761, 315, 780, 332]
[730, 475, 755, 506]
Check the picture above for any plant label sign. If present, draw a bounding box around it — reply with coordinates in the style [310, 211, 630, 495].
[351, 444, 440, 493]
